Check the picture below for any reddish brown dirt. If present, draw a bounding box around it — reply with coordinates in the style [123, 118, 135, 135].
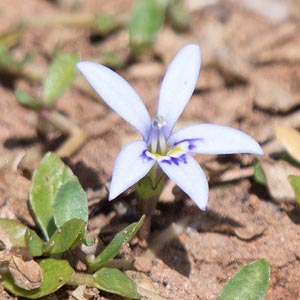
[1, 0, 300, 299]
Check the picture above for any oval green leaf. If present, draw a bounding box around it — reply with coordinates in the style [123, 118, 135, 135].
[0, 219, 27, 248]
[1, 258, 74, 299]
[219, 259, 270, 300]
[30, 152, 76, 240]
[129, 0, 164, 56]
[42, 52, 78, 106]
[44, 219, 85, 254]
[54, 177, 88, 228]
[93, 267, 140, 299]
[25, 229, 44, 257]
[89, 215, 144, 271]
[288, 175, 300, 204]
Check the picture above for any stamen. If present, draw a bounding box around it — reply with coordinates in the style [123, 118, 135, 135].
[150, 116, 168, 155]
[158, 132, 167, 154]
[151, 131, 158, 153]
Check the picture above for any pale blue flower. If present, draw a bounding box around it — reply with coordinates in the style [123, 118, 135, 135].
[77, 44, 263, 210]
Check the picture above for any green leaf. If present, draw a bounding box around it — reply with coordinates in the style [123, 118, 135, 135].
[167, 0, 190, 32]
[54, 177, 88, 228]
[93, 14, 120, 35]
[1, 258, 74, 299]
[42, 52, 78, 106]
[93, 268, 140, 299]
[15, 89, 41, 110]
[288, 175, 300, 204]
[253, 162, 267, 185]
[89, 216, 145, 271]
[30, 152, 76, 240]
[25, 229, 44, 257]
[0, 219, 27, 248]
[0, 45, 15, 68]
[154, 0, 173, 10]
[0, 27, 22, 48]
[44, 219, 85, 254]
[219, 259, 270, 300]
[129, 0, 164, 56]
[101, 51, 124, 69]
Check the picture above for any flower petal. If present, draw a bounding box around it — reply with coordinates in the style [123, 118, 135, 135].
[169, 124, 263, 155]
[77, 62, 151, 140]
[109, 140, 155, 200]
[158, 154, 208, 210]
[157, 44, 201, 137]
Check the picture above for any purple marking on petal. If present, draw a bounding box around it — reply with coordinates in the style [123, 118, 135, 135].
[180, 154, 187, 163]
[188, 143, 196, 150]
[140, 150, 154, 162]
[161, 159, 172, 165]
[173, 138, 204, 150]
[161, 154, 187, 166]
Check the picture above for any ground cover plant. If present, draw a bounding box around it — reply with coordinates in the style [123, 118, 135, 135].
[1, 0, 300, 299]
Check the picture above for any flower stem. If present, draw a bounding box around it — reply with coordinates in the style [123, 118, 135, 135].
[135, 175, 164, 242]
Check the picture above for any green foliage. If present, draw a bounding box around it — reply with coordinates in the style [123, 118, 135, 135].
[42, 52, 78, 106]
[253, 161, 267, 185]
[94, 14, 120, 35]
[0, 219, 27, 247]
[0, 152, 144, 299]
[0, 44, 15, 68]
[129, 0, 164, 56]
[25, 228, 44, 257]
[0, 44, 32, 70]
[54, 178, 88, 228]
[15, 90, 41, 110]
[288, 175, 300, 204]
[129, 0, 190, 56]
[29, 152, 87, 240]
[93, 268, 141, 299]
[1, 259, 74, 299]
[101, 51, 125, 69]
[43, 219, 85, 255]
[219, 259, 270, 300]
[167, 0, 190, 32]
[89, 215, 145, 271]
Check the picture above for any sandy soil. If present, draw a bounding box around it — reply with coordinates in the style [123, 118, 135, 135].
[1, 0, 300, 299]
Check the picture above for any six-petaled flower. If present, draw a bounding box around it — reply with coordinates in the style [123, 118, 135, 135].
[77, 44, 263, 210]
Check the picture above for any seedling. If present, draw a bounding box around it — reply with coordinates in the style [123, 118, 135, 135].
[0, 152, 145, 299]
[14, 51, 87, 157]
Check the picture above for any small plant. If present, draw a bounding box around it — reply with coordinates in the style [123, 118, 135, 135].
[219, 259, 270, 300]
[14, 51, 87, 157]
[0, 152, 145, 299]
[129, 0, 191, 56]
[77, 44, 263, 240]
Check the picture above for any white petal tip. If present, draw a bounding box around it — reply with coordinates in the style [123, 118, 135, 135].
[248, 142, 264, 156]
[108, 193, 116, 201]
[198, 204, 207, 211]
[184, 43, 201, 53]
[193, 199, 207, 211]
[257, 147, 264, 156]
[108, 187, 120, 201]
